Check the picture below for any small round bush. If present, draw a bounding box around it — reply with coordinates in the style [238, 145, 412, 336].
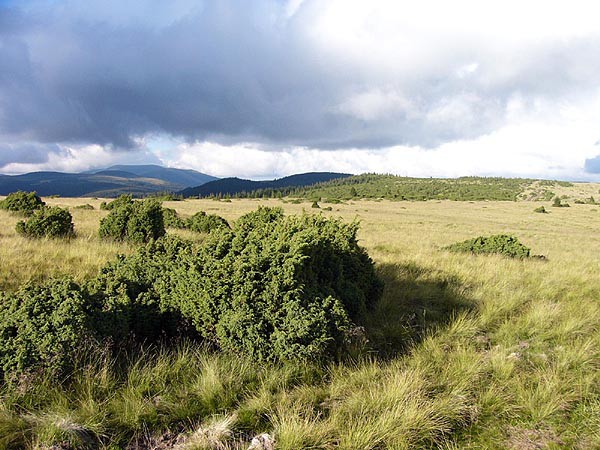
[74, 203, 94, 210]
[100, 194, 134, 211]
[234, 205, 284, 231]
[445, 234, 531, 259]
[16, 206, 75, 238]
[0, 191, 45, 216]
[533, 205, 547, 213]
[0, 279, 95, 381]
[99, 198, 165, 243]
[552, 196, 569, 207]
[187, 211, 229, 233]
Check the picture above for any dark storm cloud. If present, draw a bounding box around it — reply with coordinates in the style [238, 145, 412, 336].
[0, 0, 599, 157]
[0, 0, 344, 148]
[0, 142, 60, 166]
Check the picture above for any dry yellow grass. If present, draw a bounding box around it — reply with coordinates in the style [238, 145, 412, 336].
[1, 192, 598, 448]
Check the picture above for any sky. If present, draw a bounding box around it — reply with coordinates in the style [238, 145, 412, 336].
[1, 0, 600, 180]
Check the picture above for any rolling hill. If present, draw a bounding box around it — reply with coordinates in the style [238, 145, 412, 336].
[263, 174, 556, 202]
[179, 172, 352, 197]
[0, 165, 217, 197]
[89, 164, 217, 187]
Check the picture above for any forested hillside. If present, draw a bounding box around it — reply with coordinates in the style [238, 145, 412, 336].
[223, 174, 537, 201]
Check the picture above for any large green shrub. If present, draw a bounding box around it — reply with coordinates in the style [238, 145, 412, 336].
[92, 207, 382, 362]
[163, 207, 187, 229]
[160, 207, 383, 361]
[86, 237, 192, 342]
[99, 198, 165, 243]
[0, 279, 95, 381]
[15, 206, 75, 238]
[445, 234, 531, 259]
[0, 191, 45, 215]
[187, 211, 229, 233]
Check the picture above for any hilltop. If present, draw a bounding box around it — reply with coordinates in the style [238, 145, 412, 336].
[179, 172, 351, 197]
[227, 174, 592, 202]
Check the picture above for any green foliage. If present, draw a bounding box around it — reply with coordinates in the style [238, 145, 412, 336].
[160, 208, 383, 362]
[556, 180, 574, 187]
[15, 206, 74, 239]
[311, 201, 320, 208]
[534, 205, 547, 213]
[0, 191, 45, 216]
[541, 190, 555, 201]
[99, 198, 165, 243]
[0, 206, 382, 379]
[90, 206, 382, 363]
[99, 194, 133, 211]
[0, 279, 95, 381]
[150, 192, 183, 201]
[162, 207, 187, 229]
[86, 237, 192, 343]
[552, 196, 570, 208]
[74, 203, 94, 210]
[274, 175, 535, 201]
[539, 180, 574, 188]
[445, 234, 531, 259]
[235, 205, 284, 229]
[186, 211, 230, 233]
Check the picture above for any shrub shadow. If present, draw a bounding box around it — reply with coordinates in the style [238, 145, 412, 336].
[362, 262, 477, 359]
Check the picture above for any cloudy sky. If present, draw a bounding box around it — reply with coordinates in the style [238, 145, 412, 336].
[1, 0, 600, 180]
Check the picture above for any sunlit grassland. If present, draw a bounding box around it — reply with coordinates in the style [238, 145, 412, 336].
[0, 197, 132, 292]
[1, 193, 599, 448]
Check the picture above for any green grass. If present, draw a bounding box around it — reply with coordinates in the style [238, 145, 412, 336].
[0, 196, 599, 448]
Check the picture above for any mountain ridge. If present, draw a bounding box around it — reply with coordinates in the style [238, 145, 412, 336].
[0, 165, 217, 197]
[89, 164, 218, 187]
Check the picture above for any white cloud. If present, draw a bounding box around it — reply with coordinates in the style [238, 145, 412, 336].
[338, 89, 413, 121]
[456, 63, 479, 79]
[0, 145, 160, 175]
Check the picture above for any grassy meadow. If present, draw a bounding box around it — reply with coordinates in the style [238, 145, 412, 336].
[1, 192, 599, 448]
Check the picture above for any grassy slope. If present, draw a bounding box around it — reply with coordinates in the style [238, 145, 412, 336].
[0, 195, 599, 448]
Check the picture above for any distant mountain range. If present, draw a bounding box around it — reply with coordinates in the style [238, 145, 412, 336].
[0, 165, 217, 197]
[179, 172, 352, 198]
[87, 165, 217, 187]
[0, 166, 351, 198]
